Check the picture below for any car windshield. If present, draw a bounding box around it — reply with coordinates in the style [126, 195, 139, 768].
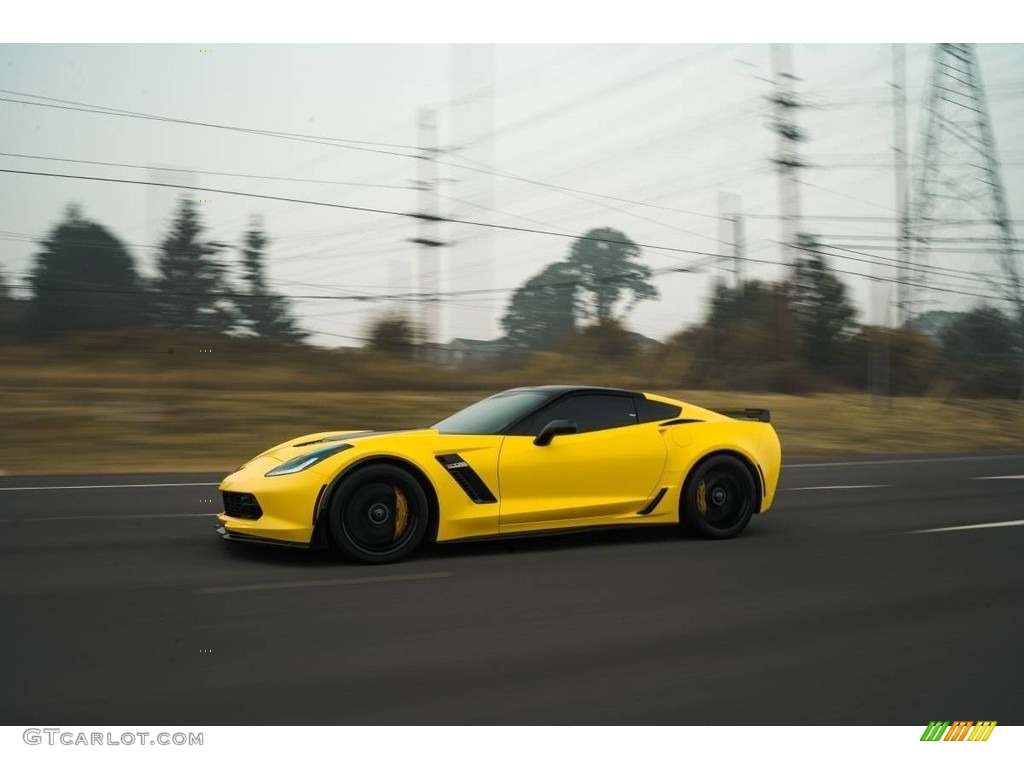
[432, 390, 552, 435]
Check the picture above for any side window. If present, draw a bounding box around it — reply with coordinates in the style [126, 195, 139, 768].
[514, 394, 638, 435]
[633, 396, 681, 423]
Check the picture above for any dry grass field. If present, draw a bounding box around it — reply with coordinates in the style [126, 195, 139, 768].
[2, 331, 1021, 474]
[2, 384, 1022, 475]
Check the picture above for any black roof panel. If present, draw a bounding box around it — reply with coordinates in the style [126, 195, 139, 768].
[502, 384, 644, 397]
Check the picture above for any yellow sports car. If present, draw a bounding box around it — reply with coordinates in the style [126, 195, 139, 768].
[216, 386, 782, 563]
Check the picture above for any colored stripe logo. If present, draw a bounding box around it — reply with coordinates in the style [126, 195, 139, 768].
[920, 721, 997, 741]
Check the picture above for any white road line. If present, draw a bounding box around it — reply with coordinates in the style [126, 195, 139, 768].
[974, 475, 1024, 480]
[786, 455, 1024, 468]
[783, 485, 888, 491]
[0, 482, 220, 491]
[2, 513, 219, 522]
[200, 571, 452, 594]
[911, 520, 1024, 534]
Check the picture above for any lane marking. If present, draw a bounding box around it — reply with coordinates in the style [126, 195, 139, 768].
[1, 513, 219, 522]
[911, 520, 1024, 534]
[783, 484, 888, 491]
[199, 571, 452, 594]
[974, 475, 1024, 480]
[786, 455, 1024, 468]
[0, 482, 220, 491]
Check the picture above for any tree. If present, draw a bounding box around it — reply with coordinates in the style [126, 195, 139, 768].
[501, 260, 579, 351]
[364, 311, 420, 359]
[790, 234, 857, 371]
[28, 205, 146, 338]
[0, 265, 28, 343]
[568, 227, 657, 320]
[236, 218, 306, 342]
[567, 317, 640, 361]
[150, 198, 237, 334]
[939, 305, 1020, 396]
[684, 278, 805, 391]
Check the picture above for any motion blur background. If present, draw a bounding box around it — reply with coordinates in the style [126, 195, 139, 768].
[2, 41, 1023, 473]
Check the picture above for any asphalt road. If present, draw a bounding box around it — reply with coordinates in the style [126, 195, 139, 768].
[1, 453, 1022, 725]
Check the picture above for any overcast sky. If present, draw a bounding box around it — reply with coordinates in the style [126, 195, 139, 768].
[1, 41, 1022, 346]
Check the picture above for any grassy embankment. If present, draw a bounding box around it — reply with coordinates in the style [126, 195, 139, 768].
[2, 330, 1022, 475]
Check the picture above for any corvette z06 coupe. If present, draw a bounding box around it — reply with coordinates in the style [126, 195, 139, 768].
[216, 386, 782, 563]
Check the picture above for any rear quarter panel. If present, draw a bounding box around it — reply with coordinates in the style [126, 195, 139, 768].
[661, 419, 781, 514]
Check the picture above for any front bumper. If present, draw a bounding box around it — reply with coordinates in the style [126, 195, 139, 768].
[216, 455, 326, 546]
[215, 524, 311, 549]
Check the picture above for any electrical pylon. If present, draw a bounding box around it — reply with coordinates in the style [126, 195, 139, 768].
[899, 43, 1023, 328]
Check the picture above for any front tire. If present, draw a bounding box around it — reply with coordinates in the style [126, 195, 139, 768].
[680, 455, 757, 539]
[328, 464, 430, 564]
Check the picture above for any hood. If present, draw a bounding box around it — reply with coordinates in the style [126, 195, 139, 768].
[255, 428, 431, 462]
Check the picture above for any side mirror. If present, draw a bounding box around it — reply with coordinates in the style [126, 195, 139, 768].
[533, 419, 577, 446]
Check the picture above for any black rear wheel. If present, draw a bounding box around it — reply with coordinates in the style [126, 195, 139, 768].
[680, 455, 757, 539]
[328, 464, 430, 564]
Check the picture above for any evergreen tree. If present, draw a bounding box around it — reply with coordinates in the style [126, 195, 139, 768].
[236, 218, 306, 342]
[28, 204, 146, 338]
[150, 198, 237, 334]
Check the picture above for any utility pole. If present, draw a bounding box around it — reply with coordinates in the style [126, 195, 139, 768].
[717, 192, 742, 287]
[410, 107, 446, 361]
[870, 44, 909, 406]
[732, 208, 746, 288]
[769, 44, 806, 277]
[449, 44, 497, 342]
[893, 43, 910, 329]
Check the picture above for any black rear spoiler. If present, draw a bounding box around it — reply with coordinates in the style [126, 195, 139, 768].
[714, 408, 771, 423]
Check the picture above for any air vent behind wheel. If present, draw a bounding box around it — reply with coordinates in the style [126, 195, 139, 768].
[435, 454, 497, 504]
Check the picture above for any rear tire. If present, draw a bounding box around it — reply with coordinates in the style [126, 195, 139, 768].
[328, 464, 430, 564]
[680, 455, 757, 539]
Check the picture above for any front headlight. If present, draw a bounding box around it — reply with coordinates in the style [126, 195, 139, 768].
[264, 443, 354, 477]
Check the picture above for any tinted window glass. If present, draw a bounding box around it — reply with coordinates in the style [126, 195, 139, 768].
[513, 394, 638, 435]
[634, 397, 681, 423]
[433, 390, 551, 434]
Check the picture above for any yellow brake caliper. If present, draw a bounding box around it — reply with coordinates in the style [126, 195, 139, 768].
[696, 480, 708, 517]
[393, 486, 409, 540]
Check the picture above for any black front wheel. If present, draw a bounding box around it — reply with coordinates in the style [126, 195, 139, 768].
[328, 464, 430, 564]
[680, 455, 757, 539]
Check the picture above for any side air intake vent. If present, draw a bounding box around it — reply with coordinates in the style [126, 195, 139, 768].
[436, 454, 497, 504]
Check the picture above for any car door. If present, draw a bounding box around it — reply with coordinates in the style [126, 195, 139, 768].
[496, 392, 667, 531]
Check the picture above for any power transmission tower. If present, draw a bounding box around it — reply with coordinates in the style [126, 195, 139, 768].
[901, 44, 1023, 329]
[410, 107, 446, 360]
[768, 44, 807, 276]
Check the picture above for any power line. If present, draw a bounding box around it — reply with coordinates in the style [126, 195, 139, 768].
[453, 46, 732, 150]
[442, 154, 722, 222]
[0, 167, 729, 262]
[6, 238, 1010, 307]
[0, 90, 421, 160]
[0, 152, 415, 190]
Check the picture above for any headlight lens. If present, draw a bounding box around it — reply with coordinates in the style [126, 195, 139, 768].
[264, 443, 353, 477]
